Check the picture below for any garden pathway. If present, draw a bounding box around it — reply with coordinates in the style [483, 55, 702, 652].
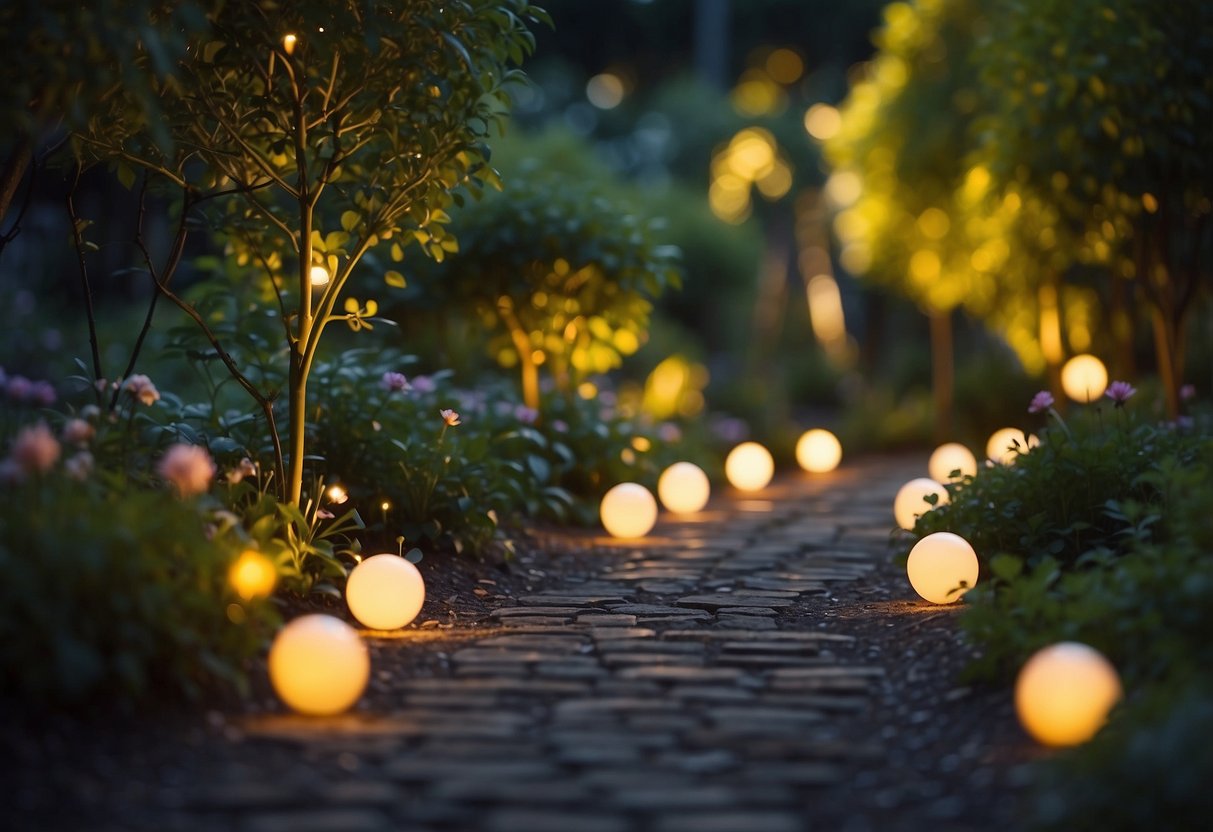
[26, 455, 1033, 831]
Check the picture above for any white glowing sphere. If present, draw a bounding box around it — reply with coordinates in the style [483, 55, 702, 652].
[928, 442, 977, 482]
[1015, 642, 1122, 747]
[600, 482, 659, 538]
[268, 615, 369, 715]
[309, 265, 331, 287]
[986, 427, 1039, 465]
[906, 531, 979, 604]
[657, 462, 711, 515]
[1061, 354, 1108, 403]
[893, 477, 950, 531]
[346, 554, 426, 630]
[795, 429, 842, 473]
[725, 442, 774, 492]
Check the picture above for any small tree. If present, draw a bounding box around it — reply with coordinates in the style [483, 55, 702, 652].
[416, 170, 681, 412]
[72, 0, 549, 506]
[973, 0, 1213, 416]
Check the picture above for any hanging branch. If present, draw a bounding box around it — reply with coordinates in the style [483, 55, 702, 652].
[0, 142, 37, 258]
[66, 166, 105, 406]
[132, 181, 286, 492]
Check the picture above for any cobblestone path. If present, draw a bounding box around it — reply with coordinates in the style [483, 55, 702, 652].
[46, 456, 1028, 831]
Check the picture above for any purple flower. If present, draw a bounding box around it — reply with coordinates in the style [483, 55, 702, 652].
[1105, 381, 1136, 406]
[411, 375, 438, 394]
[1028, 391, 1054, 414]
[514, 405, 539, 424]
[658, 422, 683, 443]
[379, 372, 410, 393]
[1181, 384, 1196, 402]
[551, 419, 569, 433]
[6, 375, 33, 402]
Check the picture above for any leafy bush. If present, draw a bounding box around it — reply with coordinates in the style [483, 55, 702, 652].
[0, 434, 277, 707]
[914, 403, 1201, 571]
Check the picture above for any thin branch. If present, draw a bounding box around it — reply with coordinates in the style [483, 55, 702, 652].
[0, 141, 37, 256]
[110, 172, 191, 410]
[66, 167, 105, 405]
[300, 234, 376, 375]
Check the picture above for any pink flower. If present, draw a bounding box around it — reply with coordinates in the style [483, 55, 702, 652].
[316, 508, 335, 520]
[1105, 381, 1136, 406]
[1028, 390, 1054, 414]
[440, 408, 461, 427]
[1181, 384, 1196, 402]
[9, 422, 61, 476]
[123, 374, 161, 406]
[551, 419, 569, 434]
[379, 372, 411, 393]
[226, 457, 258, 484]
[62, 418, 95, 446]
[64, 451, 94, 481]
[157, 443, 216, 497]
[6, 375, 32, 402]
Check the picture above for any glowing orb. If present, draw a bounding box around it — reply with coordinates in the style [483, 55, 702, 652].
[725, 442, 774, 492]
[906, 531, 979, 604]
[893, 477, 949, 531]
[657, 462, 711, 515]
[928, 443, 977, 482]
[1061, 354, 1108, 403]
[600, 482, 659, 538]
[268, 615, 369, 716]
[986, 428, 1039, 465]
[795, 429, 842, 473]
[1015, 642, 1122, 747]
[346, 554, 426, 630]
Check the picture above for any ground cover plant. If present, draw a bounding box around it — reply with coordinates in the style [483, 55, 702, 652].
[906, 384, 1213, 826]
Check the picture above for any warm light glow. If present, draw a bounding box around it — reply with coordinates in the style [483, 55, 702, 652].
[795, 429, 842, 473]
[268, 615, 369, 716]
[600, 483, 659, 538]
[657, 462, 711, 515]
[1061, 354, 1109, 402]
[326, 484, 348, 504]
[804, 104, 841, 141]
[725, 442, 774, 492]
[346, 554, 426, 630]
[586, 73, 625, 109]
[824, 170, 862, 207]
[310, 265, 331, 287]
[928, 443, 977, 482]
[765, 48, 804, 84]
[282, 34, 297, 55]
[806, 275, 848, 355]
[893, 478, 949, 531]
[986, 428, 1039, 465]
[229, 550, 277, 601]
[1015, 642, 1122, 747]
[906, 532, 979, 604]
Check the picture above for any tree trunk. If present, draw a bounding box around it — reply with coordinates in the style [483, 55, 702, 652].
[929, 307, 954, 441]
[508, 322, 540, 412]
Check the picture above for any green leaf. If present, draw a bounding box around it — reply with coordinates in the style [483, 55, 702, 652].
[385, 270, 407, 288]
[340, 211, 360, 232]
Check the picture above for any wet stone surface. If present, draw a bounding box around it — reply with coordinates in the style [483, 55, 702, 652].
[10, 456, 1035, 831]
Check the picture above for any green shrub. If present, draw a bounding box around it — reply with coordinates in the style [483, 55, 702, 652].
[0, 467, 277, 707]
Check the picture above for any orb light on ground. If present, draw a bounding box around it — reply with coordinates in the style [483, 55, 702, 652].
[657, 462, 711, 515]
[268, 615, 369, 716]
[1015, 642, 1122, 747]
[229, 550, 277, 601]
[929, 442, 977, 482]
[725, 442, 774, 492]
[795, 429, 842, 473]
[893, 478, 949, 531]
[986, 427, 1039, 465]
[346, 554, 426, 630]
[906, 532, 979, 604]
[600, 482, 659, 538]
[1061, 354, 1108, 402]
